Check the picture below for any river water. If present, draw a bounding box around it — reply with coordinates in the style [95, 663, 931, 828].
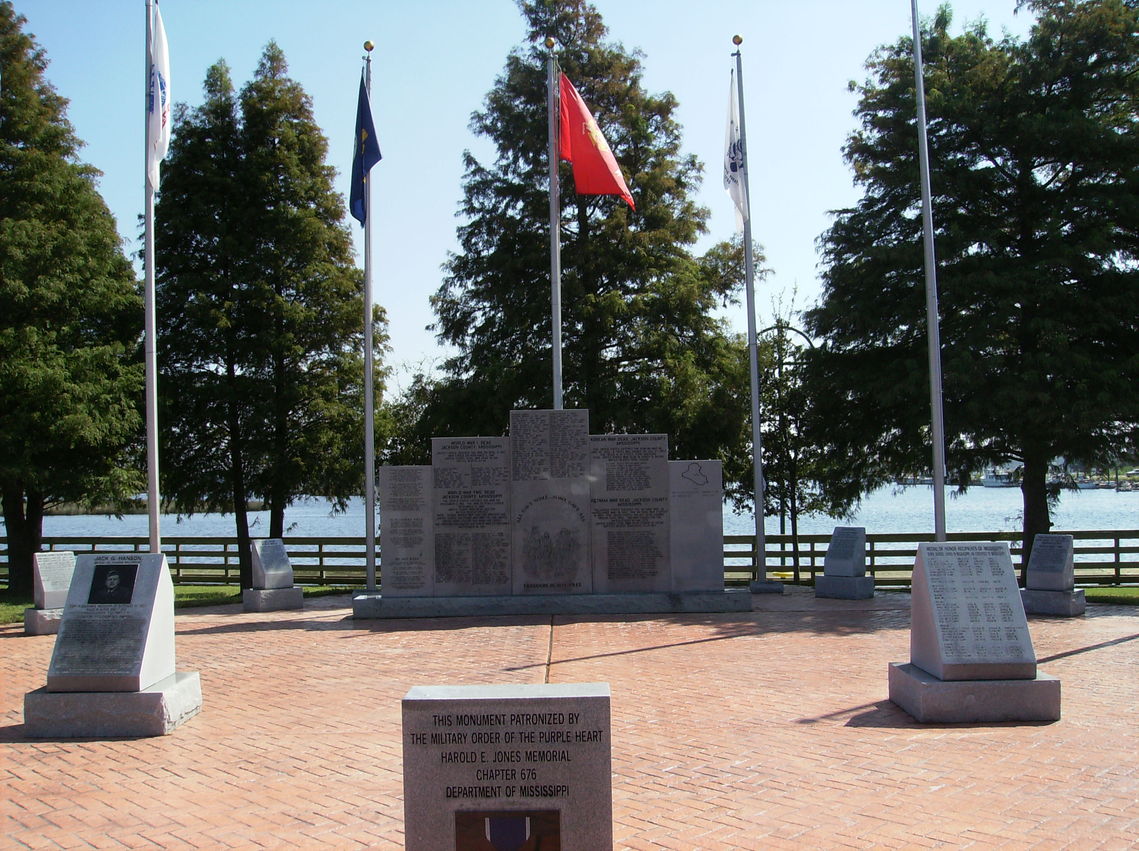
[16, 484, 1137, 540]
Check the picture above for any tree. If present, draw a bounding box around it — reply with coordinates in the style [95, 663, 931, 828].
[155, 44, 385, 586]
[803, 0, 1139, 565]
[0, 2, 143, 595]
[421, 0, 752, 478]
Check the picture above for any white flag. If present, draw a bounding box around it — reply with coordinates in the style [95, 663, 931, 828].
[147, 3, 171, 189]
[724, 69, 748, 230]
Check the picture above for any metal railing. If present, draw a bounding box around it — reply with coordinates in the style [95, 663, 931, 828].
[2, 530, 1137, 589]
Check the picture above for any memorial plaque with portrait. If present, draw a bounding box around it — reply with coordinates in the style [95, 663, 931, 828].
[47, 553, 177, 693]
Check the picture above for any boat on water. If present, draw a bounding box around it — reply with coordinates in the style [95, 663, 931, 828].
[982, 468, 1019, 487]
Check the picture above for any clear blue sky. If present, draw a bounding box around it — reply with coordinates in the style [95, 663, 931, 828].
[14, 0, 1033, 388]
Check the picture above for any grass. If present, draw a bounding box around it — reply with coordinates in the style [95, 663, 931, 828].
[2, 584, 1136, 626]
[0, 585, 356, 624]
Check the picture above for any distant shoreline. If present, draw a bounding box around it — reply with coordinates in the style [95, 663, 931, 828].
[45, 501, 267, 517]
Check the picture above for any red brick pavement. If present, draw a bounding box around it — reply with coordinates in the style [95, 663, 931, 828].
[1, 588, 1136, 849]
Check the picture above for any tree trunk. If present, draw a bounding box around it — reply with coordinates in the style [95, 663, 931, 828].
[226, 360, 253, 589]
[1019, 453, 1053, 585]
[2, 482, 42, 597]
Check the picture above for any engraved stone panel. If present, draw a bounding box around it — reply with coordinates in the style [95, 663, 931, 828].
[1025, 534, 1075, 592]
[510, 410, 592, 595]
[379, 465, 435, 596]
[402, 683, 612, 851]
[669, 460, 724, 592]
[250, 538, 294, 590]
[47, 553, 176, 693]
[590, 434, 670, 593]
[824, 527, 866, 577]
[33, 551, 76, 610]
[910, 542, 1036, 681]
[432, 437, 512, 596]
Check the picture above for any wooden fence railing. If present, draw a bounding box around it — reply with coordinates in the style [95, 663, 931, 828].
[2, 530, 1137, 589]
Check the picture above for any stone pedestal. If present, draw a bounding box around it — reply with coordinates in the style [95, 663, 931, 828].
[243, 586, 304, 612]
[815, 575, 875, 600]
[749, 579, 784, 594]
[24, 607, 64, 635]
[354, 589, 751, 619]
[24, 672, 202, 738]
[1021, 588, 1086, 617]
[888, 663, 1060, 723]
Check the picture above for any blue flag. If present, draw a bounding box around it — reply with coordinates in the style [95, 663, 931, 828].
[350, 74, 382, 225]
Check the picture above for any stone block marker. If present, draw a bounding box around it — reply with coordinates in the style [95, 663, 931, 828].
[890, 542, 1059, 723]
[1022, 533, 1085, 616]
[402, 682, 612, 850]
[815, 526, 874, 599]
[25, 550, 76, 635]
[24, 553, 201, 737]
[244, 538, 303, 612]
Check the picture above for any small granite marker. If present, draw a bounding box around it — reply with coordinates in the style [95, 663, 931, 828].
[402, 682, 612, 850]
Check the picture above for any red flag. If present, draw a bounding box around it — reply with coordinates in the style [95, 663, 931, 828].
[558, 73, 635, 210]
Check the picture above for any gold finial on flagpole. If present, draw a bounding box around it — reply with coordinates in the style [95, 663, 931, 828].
[733, 35, 743, 46]
[363, 40, 374, 52]
[545, 37, 556, 50]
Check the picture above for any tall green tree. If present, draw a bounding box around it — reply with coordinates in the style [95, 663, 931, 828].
[803, 0, 1138, 563]
[156, 44, 384, 586]
[421, 0, 751, 476]
[0, 2, 143, 595]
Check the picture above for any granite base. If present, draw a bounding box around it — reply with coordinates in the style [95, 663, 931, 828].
[242, 586, 304, 612]
[24, 672, 202, 738]
[888, 662, 1060, 724]
[353, 589, 752, 619]
[815, 575, 875, 600]
[24, 607, 63, 635]
[749, 580, 784, 594]
[1021, 588, 1086, 617]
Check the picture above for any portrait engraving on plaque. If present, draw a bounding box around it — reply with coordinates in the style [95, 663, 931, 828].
[87, 563, 138, 605]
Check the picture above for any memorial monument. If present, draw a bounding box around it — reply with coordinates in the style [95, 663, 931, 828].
[354, 409, 749, 617]
[24, 552, 202, 737]
[814, 526, 874, 600]
[888, 542, 1060, 723]
[1020, 533, 1085, 616]
[243, 538, 304, 612]
[24, 550, 76, 635]
[402, 682, 612, 850]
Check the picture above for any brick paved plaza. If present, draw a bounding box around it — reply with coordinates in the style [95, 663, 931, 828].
[2, 588, 1136, 849]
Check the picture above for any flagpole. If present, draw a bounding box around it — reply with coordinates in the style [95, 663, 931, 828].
[910, 1, 947, 541]
[546, 38, 564, 411]
[732, 39, 779, 592]
[143, 0, 161, 554]
[362, 42, 378, 591]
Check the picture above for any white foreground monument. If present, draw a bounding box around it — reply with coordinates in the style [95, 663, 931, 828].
[24, 550, 76, 635]
[889, 542, 1059, 723]
[243, 538, 304, 612]
[1020, 533, 1085, 616]
[23, 553, 202, 737]
[354, 409, 748, 618]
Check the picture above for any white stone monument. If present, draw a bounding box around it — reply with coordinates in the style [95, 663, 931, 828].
[24, 550, 76, 635]
[889, 542, 1059, 723]
[669, 460, 725, 591]
[1021, 534, 1085, 616]
[815, 526, 874, 599]
[353, 409, 750, 618]
[243, 538, 304, 612]
[402, 683, 612, 851]
[24, 553, 202, 737]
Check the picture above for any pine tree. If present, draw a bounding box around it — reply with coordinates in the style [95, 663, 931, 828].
[0, 1, 143, 595]
[420, 0, 751, 477]
[156, 44, 384, 586]
[803, 0, 1139, 562]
